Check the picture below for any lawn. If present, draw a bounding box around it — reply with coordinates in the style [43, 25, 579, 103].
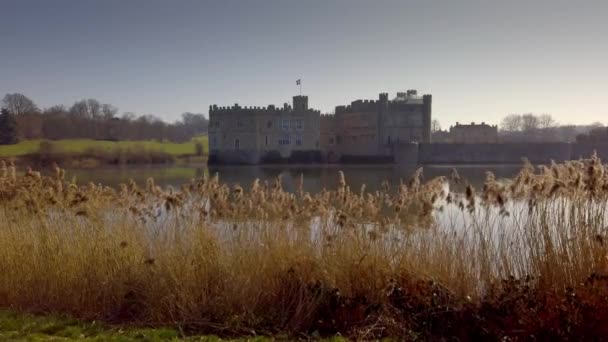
[0, 310, 350, 341]
[0, 136, 208, 158]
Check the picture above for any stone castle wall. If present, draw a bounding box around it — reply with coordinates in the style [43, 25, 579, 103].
[209, 91, 432, 164]
[208, 97, 321, 164]
[208, 142, 606, 165]
[417, 143, 597, 164]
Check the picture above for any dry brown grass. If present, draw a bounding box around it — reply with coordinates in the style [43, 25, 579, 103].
[2, 156, 608, 339]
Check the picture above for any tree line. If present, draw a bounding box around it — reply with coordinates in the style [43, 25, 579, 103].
[0, 93, 208, 144]
[432, 113, 604, 143]
[499, 113, 603, 143]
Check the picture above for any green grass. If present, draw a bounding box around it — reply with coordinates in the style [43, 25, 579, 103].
[0, 310, 350, 341]
[0, 136, 208, 158]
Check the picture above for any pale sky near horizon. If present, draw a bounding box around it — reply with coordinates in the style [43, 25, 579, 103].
[1, 0, 607, 127]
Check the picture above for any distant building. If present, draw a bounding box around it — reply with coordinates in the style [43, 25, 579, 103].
[433, 121, 498, 144]
[208, 96, 321, 164]
[322, 90, 432, 162]
[208, 89, 432, 164]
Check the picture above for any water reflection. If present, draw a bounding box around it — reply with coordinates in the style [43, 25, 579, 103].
[54, 164, 524, 193]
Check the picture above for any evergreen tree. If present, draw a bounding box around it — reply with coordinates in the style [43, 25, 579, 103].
[0, 108, 19, 145]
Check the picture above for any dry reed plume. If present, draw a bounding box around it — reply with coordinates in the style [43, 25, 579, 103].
[2, 156, 608, 339]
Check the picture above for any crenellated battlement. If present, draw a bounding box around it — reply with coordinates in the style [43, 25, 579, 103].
[209, 103, 283, 114]
[209, 102, 321, 115]
[453, 121, 498, 129]
[334, 91, 430, 114]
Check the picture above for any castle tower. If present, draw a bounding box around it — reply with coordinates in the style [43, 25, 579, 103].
[378, 92, 388, 104]
[293, 95, 308, 112]
[422, 94, 432, 143]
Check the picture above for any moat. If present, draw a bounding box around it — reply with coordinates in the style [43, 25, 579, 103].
[49, 163, 524, 192]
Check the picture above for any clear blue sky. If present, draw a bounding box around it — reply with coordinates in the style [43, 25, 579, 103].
[1, 0, 607, 126]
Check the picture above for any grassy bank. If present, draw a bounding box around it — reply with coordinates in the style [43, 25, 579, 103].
[0, 137, 208, 167]
[2, 157, 608, 339]
[0, 137, 208, 158]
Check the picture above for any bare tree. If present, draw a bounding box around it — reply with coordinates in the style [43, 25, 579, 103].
[181, 112, 209, 137]
[431, 119, 442, 133]
[500, 114, 522, 131]
[538, 114, 557, 129]
[3, 93, 42, 139]
[101, 104, 118, 120]
[521, 113, 540, 132]
[2, 93, 39, 115]
[41, 105, 71, 139]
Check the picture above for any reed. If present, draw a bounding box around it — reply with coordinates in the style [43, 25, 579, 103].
[1, 156, 608, 339]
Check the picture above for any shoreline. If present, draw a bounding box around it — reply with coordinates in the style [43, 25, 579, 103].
[5, 153, 208, 169]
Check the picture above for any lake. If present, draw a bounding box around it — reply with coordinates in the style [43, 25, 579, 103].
[49, 163, 525, 192]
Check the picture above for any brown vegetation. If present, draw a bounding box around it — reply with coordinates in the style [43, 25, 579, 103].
[1, 156, 608, 339]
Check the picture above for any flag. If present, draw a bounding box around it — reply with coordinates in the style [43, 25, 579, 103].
[296, 79, 301, 85]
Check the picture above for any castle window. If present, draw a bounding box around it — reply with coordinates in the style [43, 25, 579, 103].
[295, 134, 302, 146]
[267, 120, 272, 128]
[295, 119, 304, 130]
[212, 137, 217, 147]
[329, 137, 334, 145]
[280, 118, 289, 130]
[265, 135, 268, 146]
[278, 134, 290, 145]
[235, 139, 240, 150]
[236, 120, 243, 128]
[387, 136, 391, 144]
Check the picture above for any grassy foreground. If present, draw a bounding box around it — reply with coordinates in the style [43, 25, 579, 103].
[0, 137, 208, 158]
[3, 157, 608, 339]
[0, 310, 322, 341]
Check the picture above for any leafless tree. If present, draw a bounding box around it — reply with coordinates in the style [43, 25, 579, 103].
[521, 114, 540, 132]
[538, 114, 557, 129]
[431, 119, 442, 133]
[500, 114, 522, 131]
[2, 93, 39, 115]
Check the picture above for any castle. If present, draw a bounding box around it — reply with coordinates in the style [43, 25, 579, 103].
[433, 122, 499, 144]
[208, 90, 432, 164]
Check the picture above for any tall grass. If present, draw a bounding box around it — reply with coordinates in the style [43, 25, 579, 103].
[1, 157, 608, 339]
